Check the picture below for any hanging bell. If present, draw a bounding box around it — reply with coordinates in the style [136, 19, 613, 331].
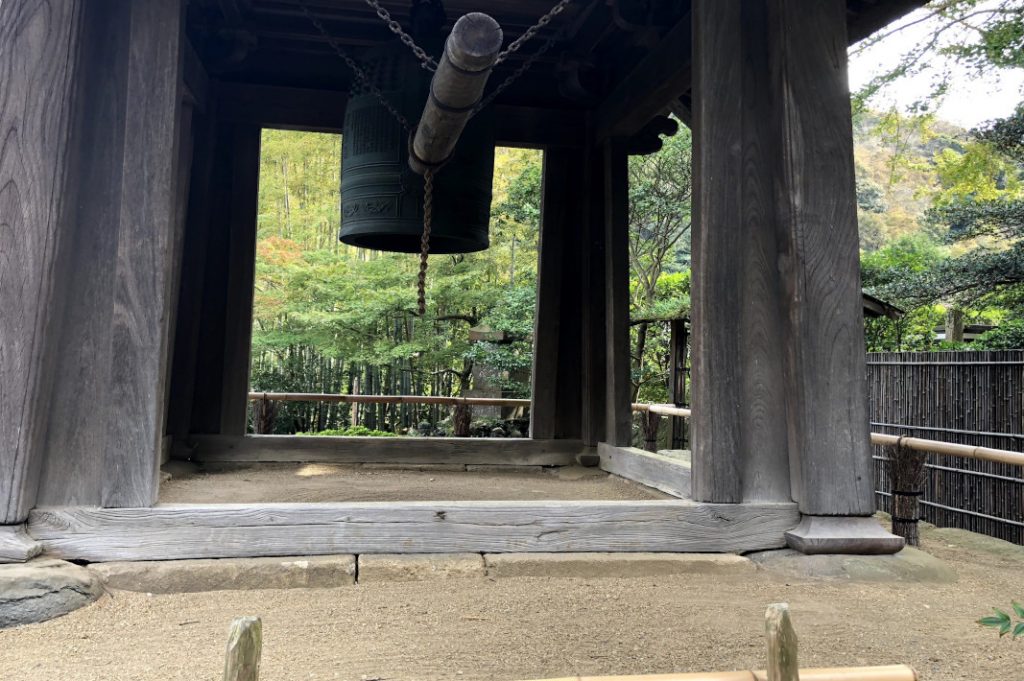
[339, 6, 495, 254]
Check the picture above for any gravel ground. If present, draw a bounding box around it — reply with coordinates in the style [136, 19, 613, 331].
[158, 462, 669, 503]
[1, 526, 1021, 681]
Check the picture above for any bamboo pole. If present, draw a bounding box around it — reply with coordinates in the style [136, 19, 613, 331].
[518, 666, 917, 681]
[871, 433, 1024, 467]
[223, 616, 262, 681]
[244, 392, 1023, 466]
[246, 392, 530, 408]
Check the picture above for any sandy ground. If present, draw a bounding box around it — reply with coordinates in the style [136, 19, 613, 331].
[2, 526, 1022, 681]
[159, 463, 670, 503]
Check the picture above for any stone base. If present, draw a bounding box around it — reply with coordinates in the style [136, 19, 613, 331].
[358, 553, 486, 582]
[89, 555, 356, 593]
[1, 559, 103, 628]
[483, 552, 754, 579]
[748, 547, 956, 583]
[785, 515, 905, 555]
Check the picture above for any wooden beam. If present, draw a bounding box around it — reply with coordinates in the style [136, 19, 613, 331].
[846, 0, 927, 43]
[604, 139, 632, 447]
[770, 0, 874, 516]
[690, 0, 792, 504]
[215, 81, 585, 147]
[28, 499, 800, 561]
[593, 13, 692, 141]
[186, 435, 584, 466]
[598, 444, 691, 499]
[0, 525, 42, 564]
[0, 0, 83, 523]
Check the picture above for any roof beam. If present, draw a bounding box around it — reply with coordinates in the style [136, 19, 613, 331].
[593, 12, 692, 142]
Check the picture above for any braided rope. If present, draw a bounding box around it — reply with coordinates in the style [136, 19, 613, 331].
[417, 169, 435, 316]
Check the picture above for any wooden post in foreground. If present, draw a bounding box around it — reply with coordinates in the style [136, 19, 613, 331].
[224, 616, 262, 681]
[766, 604, 798, 681]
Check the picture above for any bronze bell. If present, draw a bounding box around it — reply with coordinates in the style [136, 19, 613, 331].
[339, 3, 495, 254]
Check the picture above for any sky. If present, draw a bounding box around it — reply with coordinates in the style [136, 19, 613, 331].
[847, 5, 1024, 129]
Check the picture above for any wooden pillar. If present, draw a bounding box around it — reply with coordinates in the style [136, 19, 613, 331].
[0, 1, 84, 523]
[604, 139, 632, 448]
[770, 0, 874, 516]
[531, 147, 583, 440]
[188, 122, 261, 436]
[690, 0, 793, 504]
[580, 144, 607, 447]
[692, 0, 877, 519]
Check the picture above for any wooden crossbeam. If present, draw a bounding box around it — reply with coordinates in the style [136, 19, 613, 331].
[593, 13, 692, 141]
[27, 499, 800, 561]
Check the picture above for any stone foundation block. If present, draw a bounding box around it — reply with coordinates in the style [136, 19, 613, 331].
[89, 555, 356, 593]
[484, 552, 755, 579]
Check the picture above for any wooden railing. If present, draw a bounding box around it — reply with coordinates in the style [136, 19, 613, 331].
[247, 391, 1022, 466]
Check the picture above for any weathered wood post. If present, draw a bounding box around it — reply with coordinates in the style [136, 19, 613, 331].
[692, 0, 902, 552]
[0, 0, 83, 526]
[223, 616, 263, 681]
[765, 603, 799, 681]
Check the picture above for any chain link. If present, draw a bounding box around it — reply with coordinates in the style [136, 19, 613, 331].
[364, 0, 438, 71]
[495, 0, 573, 64]
[474, 33, 560, 116]
[417, 169, 435, 316]
[300, 3, 412, 131]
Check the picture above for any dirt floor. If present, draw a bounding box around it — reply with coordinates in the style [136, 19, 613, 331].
[2, 525, 1023, 681]
[158, 462, 670, 503]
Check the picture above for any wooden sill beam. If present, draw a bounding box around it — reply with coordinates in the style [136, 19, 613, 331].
[27, 499, 800, 561]
[184, 434, 585, 466]
[593, 13, 692, 142]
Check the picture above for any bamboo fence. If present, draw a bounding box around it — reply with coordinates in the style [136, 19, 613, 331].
[867, 350, 1024, 545]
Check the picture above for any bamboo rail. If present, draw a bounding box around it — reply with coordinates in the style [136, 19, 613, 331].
[246, 393, 1022, 466]
[520, 669, 917, 681]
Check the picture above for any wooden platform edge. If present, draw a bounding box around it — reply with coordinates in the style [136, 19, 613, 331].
[184, 435, 585, 466]
[0, 524, 43, 563]
[598, 443, 692, 499]
[27, 500, 800, 562]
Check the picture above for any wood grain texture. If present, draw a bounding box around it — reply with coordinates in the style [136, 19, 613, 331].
[0, 0, 82, 523]
[603, 139, 632, 448]
[103, 0, 186, 508]
[770, 0, 874, 516]
[531, 148, 583, 440]
[34, 0, 130, 508]
[0, 525, 42, 563]
[690, 0, 791, 504]
[188, 435, 584, 466]
[598, 444, 691, 499]
[28, 500, 800, 561]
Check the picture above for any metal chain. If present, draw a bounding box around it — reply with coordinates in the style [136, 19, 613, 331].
[495, 0, 573, 64]
[474, 32, 560, 116]
[417, 169, 435, 316]
[300, 2, 412, 131]
[364, 0, 438, 71]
